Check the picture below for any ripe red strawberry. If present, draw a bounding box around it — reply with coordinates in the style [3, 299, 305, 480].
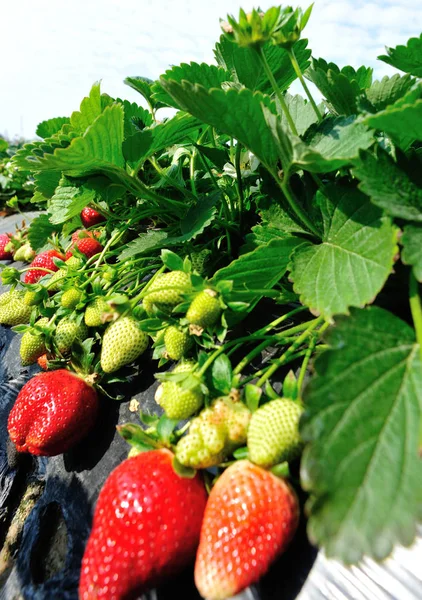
[79, 448, 208, 599]
[24, 249, 64, 284]
[195, 460, 299, 600]
[7, 370, 98, 456]
[0, 233, 13, 260]
[71, 229, 101, 244]
[81, 207, 106, 228]
[65, 237, 103, 260]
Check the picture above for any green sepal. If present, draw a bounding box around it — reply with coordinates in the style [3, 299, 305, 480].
[245, 383, 262, 412]
[172, 455, 197, 479]
[117, 423, 161, 452]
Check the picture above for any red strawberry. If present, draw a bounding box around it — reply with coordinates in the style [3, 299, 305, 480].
[79, 449, 208, 600]
[0, 233, 13, 260]
[37, 353, 49, 370]
[24, 249, 65, 284]
[65, 237, 103, 260]
[7, 370, 98, 456]
[195, 460, 299, 600]
[71, 229, 101, 244]
[81, 207, 106, 228]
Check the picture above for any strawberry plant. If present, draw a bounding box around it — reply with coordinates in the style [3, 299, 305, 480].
[1, 4, 421, 598]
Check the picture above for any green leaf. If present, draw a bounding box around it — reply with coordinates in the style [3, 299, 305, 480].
[364, 98, 422, 150]
[28, 214, 58, 250]
[212, 237, 303, 308]
[241, 224, 290, 253]
[119, 99, 153, 139]
[289, 185, 396, 318]
[159, 83, 279, 173]
[195, 145, 229, 170]
[118, 229, 168, 261]
[211, 354, 233, 395]
[214, 37, 311, 94]
[36, 117, 70, 139]
[301, 307, 422, 562]
[124, 76, 165, 110]
[280, 94, 323, 136]
[0, 138, 8, 152]
[27, 105, 125, 173]
[179, 193, 218, 240]
[365, 74, 415, 112]
[353, 149, 422, 222]
[33, 171, 62, 199]
[306, 64, 362, 116]
[70, 82, 103, 133]
[161, 249, 184, 272]
[378, 34, 422, 77]
[401, 224, 422, 281]
[123, 112, 202, 168]
[49, 178, 96, 224]
[152, 62, 231, 109]
[310, 59, 373, 91]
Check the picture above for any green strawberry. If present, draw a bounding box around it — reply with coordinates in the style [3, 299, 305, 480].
[20, 317, 49, 365]
[101, 316, 149, 373]
[0, 290, 32, 326]
[186, 289, 221, 329]
[190, 248, 211, 275]
[175, 396, 251, 469]
[143, 271, 191, 316]
[55, 318, 89, 354]
[61, 288, 82, 309]
[247, 398, 303, 467]
[47, 257, 82, 292]
[13, 243, 36, 262]
[164, 326, 193, 360]
[155, 361, 203, 420]
[84, 297, 109, 327]
[24, 289, 45, 306]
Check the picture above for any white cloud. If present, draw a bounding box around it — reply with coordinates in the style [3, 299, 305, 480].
[1, 0, 421, 138]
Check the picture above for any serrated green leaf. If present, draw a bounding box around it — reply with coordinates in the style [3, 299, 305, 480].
[195, 145, 229, 170]
[28, 214, 58, 250]
[365, 74, 415, 112]
[159, 83, 279, 173]
[401, 224, 422, 281]
[123, 112, 202, 168]
[289, 185, 396, 318]
[26, 105, 125, 173]
[119, 99, 153, 139]
[280, 94, 323, 136]
[180, 193, 218, 239]
[49, 178, 96, 224]
[211, 354, 233, 395]
[214, 37, 311, 94]
[301, 307, 422, 562]
[241, 224, 290, 253]
[118, 230, 168, 261]
[310, 59, 373, 91]
[212, 236, 303, 308]
[364, 99, 422, 150]
[36, 117, 71, 139]
[378, 34, 422, 77]
[161, 249, 184, 272]
[152, 62, 231, 109]
[353, 148, 422, 222]
[124, 76, 165, 110]
[33, 171, 61, 199]
[306, 65, 361, 116]
[70, 82, 103, 133]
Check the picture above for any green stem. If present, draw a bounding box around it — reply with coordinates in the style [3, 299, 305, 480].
[287, 48, 323, 122]
[256, 316, 325, 387]
[409, 271, 422, 361]
[280, 179, 320, 238]
[256, 46, 298, 136]
[130, 265, 167, 307]
[296, 321, 330, 396]
[235, 142, 244, 232]
[190, 149, 197, 195]
[239, 350, 308, 386]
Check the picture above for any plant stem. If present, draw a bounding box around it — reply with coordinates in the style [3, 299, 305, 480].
[287, 47, 323, 122]
[235, 142, 244, 232]
[239, 350, 308, 386]
[256, 316, 325, 387]
[190, 149, 197, 195]
[256, 46, 298, 136]
[409, 271, 422, 361]
[296, 321, 330, 396]
[279, 179, 320, 238]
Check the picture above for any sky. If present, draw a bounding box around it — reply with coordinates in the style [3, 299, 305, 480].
[1, 0, 421, 139]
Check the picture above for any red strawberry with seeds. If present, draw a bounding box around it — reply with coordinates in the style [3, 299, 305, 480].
[0, 233, 13, 260]
[71, 229, 101, 244]
[195, 460, 299, 600]
[24, 249, 65, 284]
[7, 370, 98, 456]
[65, 237, 103, 260]
[79, 448, 208, 600]
[81, 207, 106, 228]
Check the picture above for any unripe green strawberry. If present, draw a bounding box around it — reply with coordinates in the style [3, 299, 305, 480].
[61, 288, 82, 309]
[143, 271, 191, 316]
[24, 289, 45, 306]
[164, 326, 193, 360]
[19, 318, 49, 365]
[55, 318, 89, 354]
[84, 297, 109, 327]
[13, 243, 36, 263]
[176, 396, 251, 469]
[0, 290, 32, 326]
[186, 289, 221, 329]
[47, 257, 82, 292]
[155, 361, 203, 420]
[247, 398, 303, 467]
[190, 248, 211, 275]
[101, 316, 149, 373]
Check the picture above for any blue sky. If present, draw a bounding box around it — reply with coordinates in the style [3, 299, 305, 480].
[1, 0, 421, 139]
